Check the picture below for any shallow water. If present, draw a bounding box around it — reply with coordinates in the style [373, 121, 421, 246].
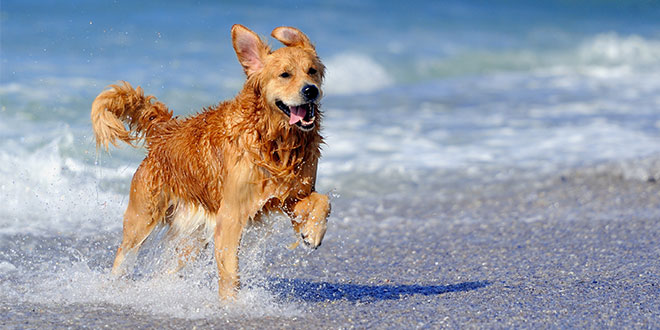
[2, 0, 660, 327]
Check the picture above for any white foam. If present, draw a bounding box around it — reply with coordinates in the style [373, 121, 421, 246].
[578, 33, 660, 66]
[318, 103, 660, 187]
[0, 122, 128, 236]
[323, 53, 393, 95]
[0, 261, 17, 274]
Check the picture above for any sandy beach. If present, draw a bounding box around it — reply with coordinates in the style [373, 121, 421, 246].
[3, 159, 658, 328]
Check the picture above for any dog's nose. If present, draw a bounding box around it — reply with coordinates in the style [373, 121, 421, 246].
[302, 84, 319, 101]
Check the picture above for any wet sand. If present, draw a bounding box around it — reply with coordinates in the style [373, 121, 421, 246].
[2, 162, 660, 328]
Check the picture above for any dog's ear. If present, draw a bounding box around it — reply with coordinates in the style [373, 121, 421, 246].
[271, 26, 315, 51]
[232, 24, 269, 76]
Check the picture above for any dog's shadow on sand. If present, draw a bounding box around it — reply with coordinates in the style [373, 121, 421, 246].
[268, 278, 490, 302]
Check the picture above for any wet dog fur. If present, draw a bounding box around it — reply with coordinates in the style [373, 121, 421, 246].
[90, 25, 329, 299]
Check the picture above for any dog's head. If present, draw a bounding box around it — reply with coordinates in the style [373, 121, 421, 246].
[232, 24, 325, 132]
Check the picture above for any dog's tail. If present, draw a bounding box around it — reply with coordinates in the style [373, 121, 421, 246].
[91, 81, 173, 150]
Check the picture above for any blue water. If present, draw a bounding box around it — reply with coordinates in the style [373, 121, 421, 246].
[2, 0, 660, 323]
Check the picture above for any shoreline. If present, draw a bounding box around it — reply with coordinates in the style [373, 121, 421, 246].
[2, 159, 659, 328]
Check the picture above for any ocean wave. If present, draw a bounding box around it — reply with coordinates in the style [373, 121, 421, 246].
[318, 106, 660, 191]
[0, 123, 129, 236]
[578, 33, 660, 66]
[415, 33, 660, 81]
[323, 53, 393, 95]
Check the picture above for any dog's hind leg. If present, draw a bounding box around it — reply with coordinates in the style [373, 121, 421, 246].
[111, 165, 163, 276]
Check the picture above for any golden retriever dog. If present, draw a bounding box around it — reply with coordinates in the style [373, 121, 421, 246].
[90, 24, 330, 299]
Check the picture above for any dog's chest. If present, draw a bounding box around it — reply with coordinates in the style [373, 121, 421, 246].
[169, 203, 216, 243]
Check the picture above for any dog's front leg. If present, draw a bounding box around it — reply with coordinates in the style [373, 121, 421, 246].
[290, 192, 330, 249]
[214, 210, 244, 299]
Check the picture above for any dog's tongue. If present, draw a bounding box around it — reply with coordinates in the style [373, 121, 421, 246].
[289, 106, 306, 125]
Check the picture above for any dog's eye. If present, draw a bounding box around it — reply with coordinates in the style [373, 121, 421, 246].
[308, 68, 317, 75]
[280, 72, 290, 78]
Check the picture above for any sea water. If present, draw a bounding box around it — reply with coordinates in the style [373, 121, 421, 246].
[1, 0, 660, 324]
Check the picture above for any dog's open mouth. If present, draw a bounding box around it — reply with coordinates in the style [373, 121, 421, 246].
[276, 100, 316, 131]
